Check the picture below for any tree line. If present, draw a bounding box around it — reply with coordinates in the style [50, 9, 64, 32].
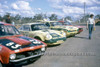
[0, 12, 100, 24]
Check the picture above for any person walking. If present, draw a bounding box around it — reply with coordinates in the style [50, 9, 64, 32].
[5, 15, 12, 24]
[87, 14, 95, 39]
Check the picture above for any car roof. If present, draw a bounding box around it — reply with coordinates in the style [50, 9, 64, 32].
[23, 22, 44, 25]
[41, 21, 58, 23]
[59, 21, 64, 22]
[0, 22, 12, 25]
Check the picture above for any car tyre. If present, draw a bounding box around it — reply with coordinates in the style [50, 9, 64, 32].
[72, 35, 75, 37]
[0, 62, 6, 67]
[34, 37, 42, 41]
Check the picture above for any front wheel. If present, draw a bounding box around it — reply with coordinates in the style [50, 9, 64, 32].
[72, 35, 75, 37]
[34, 37, 42, 41]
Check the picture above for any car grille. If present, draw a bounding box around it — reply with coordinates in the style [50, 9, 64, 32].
[50, 33, 60, 38]
[68, 30, 77, 32]
[15, 49, 42, 59]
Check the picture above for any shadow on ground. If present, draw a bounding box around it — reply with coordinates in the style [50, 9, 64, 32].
[7, 57, 41, 67]
[47, 44, 61, 48]
[74, 36, 89, 39]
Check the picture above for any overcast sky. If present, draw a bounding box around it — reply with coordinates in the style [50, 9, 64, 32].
[0, 0, 100, 19]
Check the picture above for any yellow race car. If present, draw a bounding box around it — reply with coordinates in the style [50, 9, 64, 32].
[19, 23, 66, 45]
[41, 21, 79, 37]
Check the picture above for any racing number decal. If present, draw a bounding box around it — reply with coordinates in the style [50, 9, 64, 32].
[6, 42, 21, 49]
[6, 42, 14, 46]
[11, 44, 21, 49]
[29, 39, 41, 44]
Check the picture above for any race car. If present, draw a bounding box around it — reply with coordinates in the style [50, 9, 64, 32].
[0, 22, 47, 67]
[95, 20, 100, 25]
[59, 21, 83, 34]
[41, 21, 78, 37]
[19, 23, 66, 45]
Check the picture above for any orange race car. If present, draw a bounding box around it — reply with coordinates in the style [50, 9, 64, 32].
[0, 22, 47, 67]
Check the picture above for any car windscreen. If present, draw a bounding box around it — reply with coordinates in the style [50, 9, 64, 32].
[50, 22, 63, 26]
[31, 24, 49, 30]
[64, 21, 72, 25]
[0, 25, 20, 36]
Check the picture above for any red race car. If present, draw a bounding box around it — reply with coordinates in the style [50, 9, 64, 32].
[59, 21, 84, 34]
[0, 22, 47, 67]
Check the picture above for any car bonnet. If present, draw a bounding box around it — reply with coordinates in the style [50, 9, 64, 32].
[64, 26, 78, 30]
[0, 36, 44, 50]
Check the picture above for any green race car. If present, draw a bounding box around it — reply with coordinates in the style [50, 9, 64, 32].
[41, 21, 79, 37]
[19, 23, 66, 45]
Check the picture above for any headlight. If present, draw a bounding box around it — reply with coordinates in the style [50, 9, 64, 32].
[46, 34, 52, 40]
[10, 54, 16, 60]
[60, 31, 66, 36]
[41, 47, 45, 51]
[63, 32, 66, 36]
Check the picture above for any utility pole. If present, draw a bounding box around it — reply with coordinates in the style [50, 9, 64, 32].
[84, 2, 86, 23]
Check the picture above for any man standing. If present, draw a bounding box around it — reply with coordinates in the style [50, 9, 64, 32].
[5, 15, 12, 24]
[87, 14, 95, 39]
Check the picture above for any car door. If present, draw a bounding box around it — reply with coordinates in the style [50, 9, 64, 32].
[19, 25, 24, 34]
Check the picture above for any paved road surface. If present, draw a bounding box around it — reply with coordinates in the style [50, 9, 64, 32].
[23, 26, 100, 67]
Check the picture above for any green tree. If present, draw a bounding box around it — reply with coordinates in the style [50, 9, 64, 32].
[64, 16, 72, 21]
[49, 14, 58, 21]
[15, 14, 21, 20]
[33, 13, 44, 21]
[43, 13, 48, 19]
[80, 14, 90, 23]
[95, 14, 100, 19]
[0, 15, 3, 21]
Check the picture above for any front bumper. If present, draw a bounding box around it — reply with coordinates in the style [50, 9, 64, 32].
[78, 28, 83, 34]
[66, 31, 78, 37]
[44, 37, 66, 45]
[9, 48, 46, 64]
[10, 53, 44, 63]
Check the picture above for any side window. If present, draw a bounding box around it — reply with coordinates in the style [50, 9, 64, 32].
[0, 25, 5, 35]
[45, 22, 50, 27]
[23, 25, 30, 31]
[33, 25, 39, 30]
[50, 23, 54, 26]
[19, 26, 23, 30]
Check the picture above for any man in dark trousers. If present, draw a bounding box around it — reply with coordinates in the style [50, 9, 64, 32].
[5, 15, 12, 24]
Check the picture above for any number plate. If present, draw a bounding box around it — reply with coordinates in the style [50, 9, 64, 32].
[57, 40, 63, 43]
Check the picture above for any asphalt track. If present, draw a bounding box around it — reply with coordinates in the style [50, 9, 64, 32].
[22, 25, 100, 67]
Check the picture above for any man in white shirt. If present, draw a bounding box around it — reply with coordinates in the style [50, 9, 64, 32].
[87, 14, 95, 39]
